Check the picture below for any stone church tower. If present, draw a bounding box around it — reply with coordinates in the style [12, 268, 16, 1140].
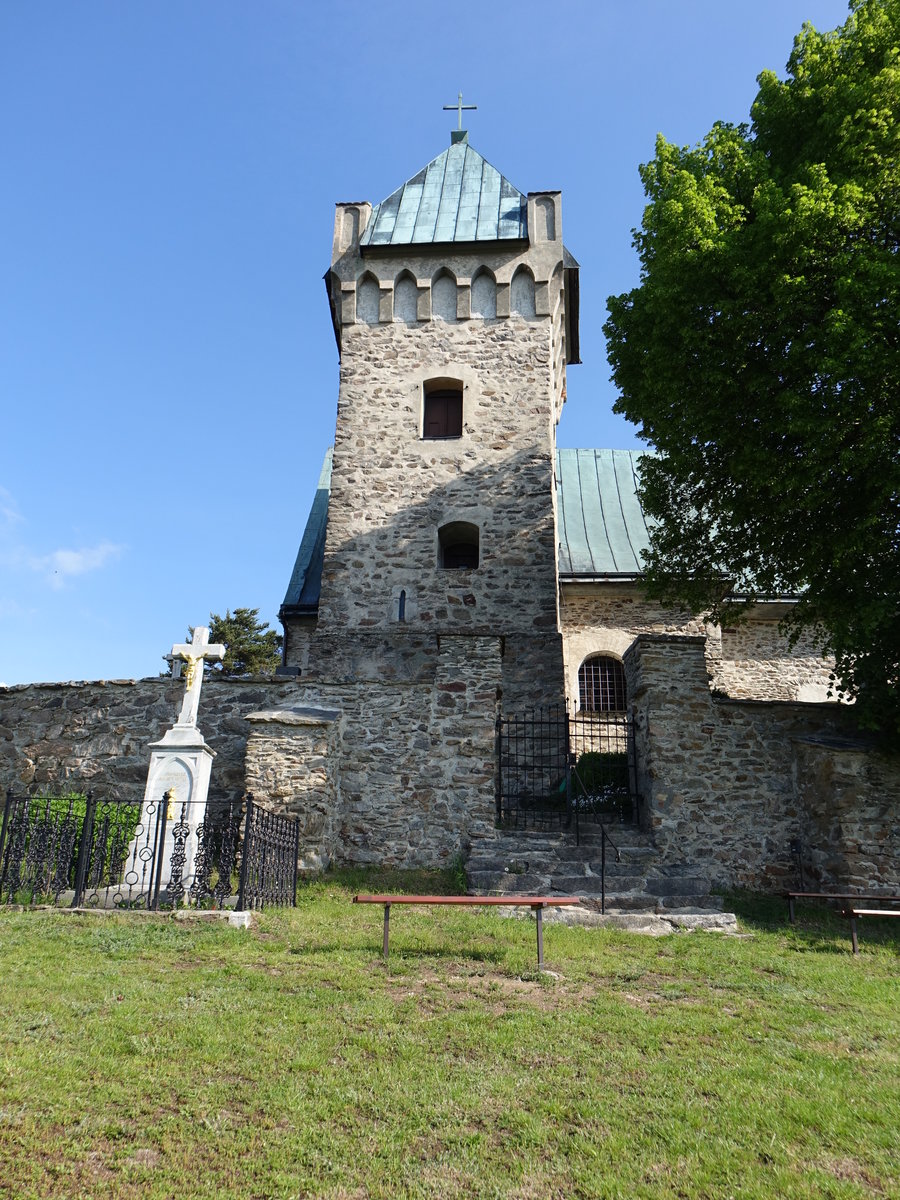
[281, 128, 580, 715]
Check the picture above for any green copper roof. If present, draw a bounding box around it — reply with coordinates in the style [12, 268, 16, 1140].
[360, 139, 527, 248]
[556, 449, 654, 578]
[279, 449, 332, 616]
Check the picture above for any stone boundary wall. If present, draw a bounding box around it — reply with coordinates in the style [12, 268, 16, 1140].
[625, 634, 898, 892]
[561, 586, 834, 706]
[0, 676, 287, 803]
[0, 638, 503, 871]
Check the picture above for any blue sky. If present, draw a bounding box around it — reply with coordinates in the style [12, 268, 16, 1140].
[1, 0, 852, 685]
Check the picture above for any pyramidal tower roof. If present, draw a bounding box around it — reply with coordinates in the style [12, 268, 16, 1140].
[359, 135, 528, 248]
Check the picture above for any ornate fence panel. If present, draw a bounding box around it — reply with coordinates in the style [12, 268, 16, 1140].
[495, 706, 570, 831]
[0, 789, 298, 911]
[496, 706, 638, 832]
[568, 708, 638, 825]
[237, 796, 300, 910]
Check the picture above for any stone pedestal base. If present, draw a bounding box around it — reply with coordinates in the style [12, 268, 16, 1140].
[134, 727, 216, 896]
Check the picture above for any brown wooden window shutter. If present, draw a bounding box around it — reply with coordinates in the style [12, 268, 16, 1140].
[423, 387, 463, 439]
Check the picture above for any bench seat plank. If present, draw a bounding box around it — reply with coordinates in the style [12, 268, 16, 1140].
[785, 891, 900, 924]
[353, 894, 581, 969]
[354, 895, 579, 906]
[786, 891, 900, 901]
[841, 907, 900, 954]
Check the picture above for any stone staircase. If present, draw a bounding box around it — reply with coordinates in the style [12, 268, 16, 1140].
[466, 823, 723, 912]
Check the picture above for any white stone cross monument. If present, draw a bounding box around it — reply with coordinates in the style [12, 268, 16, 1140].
[134, 628, 225, 900]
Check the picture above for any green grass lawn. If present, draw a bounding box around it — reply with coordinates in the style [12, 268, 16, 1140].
[0, 873, 897, 1200]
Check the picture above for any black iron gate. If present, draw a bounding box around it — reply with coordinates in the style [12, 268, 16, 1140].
[496, 705, 638, 831]
[0, 789, 298, 911]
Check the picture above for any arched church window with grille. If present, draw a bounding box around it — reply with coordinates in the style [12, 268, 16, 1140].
[423, 378, 463, 439]
[578, 655, 627, 712]
[438, 522, 479, 569]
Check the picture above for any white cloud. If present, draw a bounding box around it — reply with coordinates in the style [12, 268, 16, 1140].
[30, 541, 124, 588]
[0, 487, 23, 529]
[0, 486, 123, 588]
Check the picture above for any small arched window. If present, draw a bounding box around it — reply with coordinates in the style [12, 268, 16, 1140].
[471, 269, 497, 318]
[394, 272, 418, 323]
[432, 271, 458, 322]
[356, 273, 380, 324]
[578, 655, 627, 712]
[423, 378, 463, 439]
[438, 522, 479, 569]
[510, 266, 536, 317]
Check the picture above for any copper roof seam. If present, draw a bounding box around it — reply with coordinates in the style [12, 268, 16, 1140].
[580, 448, 598, 576]
[473, 155, 486, 240]
[595, 448, 616, 573]
[451, 145, 467, 243]
[616, 451, 640, 573]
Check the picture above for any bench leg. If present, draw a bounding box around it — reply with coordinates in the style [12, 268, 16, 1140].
[850, 915, 858, 955]
[534, 905, 544, 970]
[383, 903, 390, 959]
[789, 897, 795, 924]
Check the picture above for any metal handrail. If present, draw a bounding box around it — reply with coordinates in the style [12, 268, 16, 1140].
[570, 762, 622, 913]
[598, 823, 621, 916]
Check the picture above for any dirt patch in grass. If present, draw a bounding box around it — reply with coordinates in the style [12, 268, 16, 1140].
[822, 1156, 887, 1194]
[384, 968, 592, 1015]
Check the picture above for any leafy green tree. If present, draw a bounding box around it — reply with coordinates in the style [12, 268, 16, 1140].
[191, 609, 282, 676]
[604, 0, 899, 738]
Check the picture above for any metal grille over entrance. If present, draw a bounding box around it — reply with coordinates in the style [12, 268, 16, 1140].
[495, 705, 638, 832]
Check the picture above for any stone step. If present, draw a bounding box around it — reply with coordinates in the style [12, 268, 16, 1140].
[467, 843, 660, 868]
[550, 874, 648, 894]
[656, 895, 725, 912]
[465, 871, 549, 894]
[472, 825, 652, 851]
[644, 876, 712, 895]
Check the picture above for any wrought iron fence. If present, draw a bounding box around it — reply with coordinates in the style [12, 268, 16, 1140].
[237, 796, 300, 910]
[496, 705, 638, 832]
[0, 788, 298, 911]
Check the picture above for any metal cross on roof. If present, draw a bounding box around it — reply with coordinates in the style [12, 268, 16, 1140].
[443, 91, 477, 131]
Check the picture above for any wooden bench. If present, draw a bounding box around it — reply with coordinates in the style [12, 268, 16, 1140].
[843, 908, 900, 954]
[353, 894, 581, 970]
[785, 891, 900, 924]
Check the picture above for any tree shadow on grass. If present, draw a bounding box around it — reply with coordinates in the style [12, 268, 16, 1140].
[724, 890, 900, 956]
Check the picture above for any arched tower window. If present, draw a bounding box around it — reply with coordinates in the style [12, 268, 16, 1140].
[438, 522, 479, 569]
[432, 271, 458, 322]
[423, 378, 463, 439]
[510, 266, 536, 317]
[578, 655, 627, 712]
[534, 196, 556, 242]
[394, 272, 418, 323]
[471, 269, 497, 318]
[356, 273, 380, 324]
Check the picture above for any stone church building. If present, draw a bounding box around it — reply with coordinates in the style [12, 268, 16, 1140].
[1, 132, 896, 903]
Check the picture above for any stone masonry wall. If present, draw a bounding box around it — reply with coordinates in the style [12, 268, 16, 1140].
[244, 707, 341, 872]
[625, 634, 898, 892]
[312, 315, 565, 712]
[0, 636, 503, 871]
[562, 584, 837, 706]
[717, 621, 835, 702]
[793, 738, 900, 891]
[0, 676, 288, 803]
